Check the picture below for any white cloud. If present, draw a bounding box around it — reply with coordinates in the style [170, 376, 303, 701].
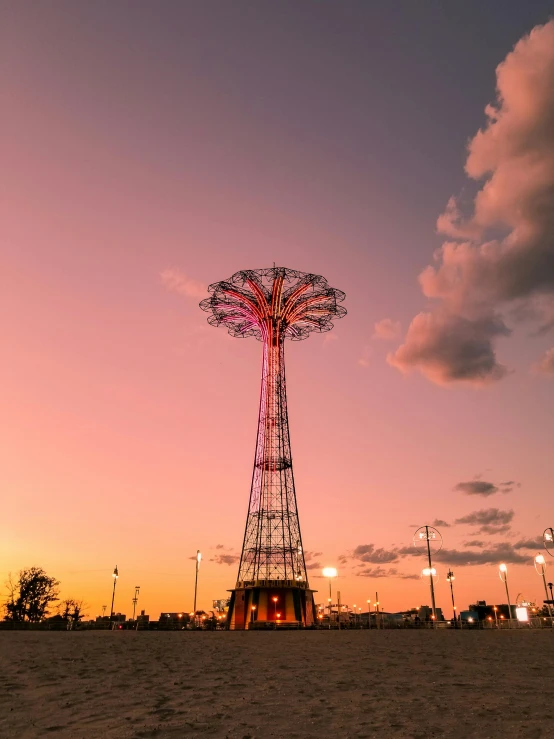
[391, 21, 554, 385]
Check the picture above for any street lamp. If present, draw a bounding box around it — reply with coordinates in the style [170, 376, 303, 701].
[499, 563, 513, 628]
[193, 550, 201, 617]
[322, 567, 337, 627]
[110, 565, 119, 624]
[421, 567, 438, 626]
[493, 605, 499, 628]
[132, 586, 140, 621]
[250, 605, 257, 626]
[413, 526, 442, 621]
[534, 554, 553, 622]
[446, 569, 458, 629]
[272, 596, 278, 620]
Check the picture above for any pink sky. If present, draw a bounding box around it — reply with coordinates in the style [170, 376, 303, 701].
[2, 4, 553, 619]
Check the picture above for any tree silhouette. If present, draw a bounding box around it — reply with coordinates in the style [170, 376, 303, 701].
[4, 567, 60, 622]
[57, 598, 88, 628]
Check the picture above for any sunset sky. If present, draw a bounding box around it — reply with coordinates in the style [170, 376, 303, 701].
[2, 1, 554, 620]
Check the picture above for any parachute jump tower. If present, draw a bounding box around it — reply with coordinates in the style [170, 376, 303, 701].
[200, 267, 346, 629]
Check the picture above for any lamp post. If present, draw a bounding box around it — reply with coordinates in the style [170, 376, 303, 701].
[414, 526, 442, 622]
[132, 586, 140, 621]
[499, 563, 513, 628]
[193, 550, 201, 618]
[534, 554, 553, 622]
[446, 569, 458, 628]
[422, 567, 437, 625]
[272, 596, 278, 620]
[424, 528, 437, 621]
[322, 567, 337, 628]
[366, 599, 371, 629]
[493, 605, 499, 628]
[110, 565, 119, 624]
[250, 605, 257, 626]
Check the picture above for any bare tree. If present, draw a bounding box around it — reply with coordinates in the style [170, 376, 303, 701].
[4, 567, 60, 622]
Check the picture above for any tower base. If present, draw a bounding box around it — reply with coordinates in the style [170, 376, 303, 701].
[226, 580, 316, 630]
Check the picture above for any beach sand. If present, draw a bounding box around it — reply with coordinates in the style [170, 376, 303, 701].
[0, 630, 552, 738]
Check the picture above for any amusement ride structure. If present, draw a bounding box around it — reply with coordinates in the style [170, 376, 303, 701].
[200, 267, 346, 629]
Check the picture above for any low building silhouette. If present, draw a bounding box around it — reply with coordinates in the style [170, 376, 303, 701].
[158, 612, 190, 629]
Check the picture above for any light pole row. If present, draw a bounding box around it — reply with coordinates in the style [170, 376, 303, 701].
[106, 527, 553, 629]
[107, 548, 203, 628]
[412, 524, 554, 627]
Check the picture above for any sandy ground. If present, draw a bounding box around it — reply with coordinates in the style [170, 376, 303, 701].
[0, 630, 552, 738]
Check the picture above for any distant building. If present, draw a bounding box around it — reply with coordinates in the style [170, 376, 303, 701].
[468, 601, 515, 622]
[418, 605, 444, 621]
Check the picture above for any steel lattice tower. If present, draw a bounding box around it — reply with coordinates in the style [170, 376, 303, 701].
[200, 267, 346, 629]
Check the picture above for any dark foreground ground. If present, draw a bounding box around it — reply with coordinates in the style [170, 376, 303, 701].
[0, 630, 552, 738]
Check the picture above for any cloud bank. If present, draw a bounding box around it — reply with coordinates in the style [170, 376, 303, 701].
[389, 21, 554, 385]
[356, 566, 419, 580]
[349, 532, 528, 570]
[454, 479, 517, 496]
[454, 507, 513, 535]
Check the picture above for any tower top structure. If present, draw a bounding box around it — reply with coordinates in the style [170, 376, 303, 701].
[200, 266, 346, 342]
